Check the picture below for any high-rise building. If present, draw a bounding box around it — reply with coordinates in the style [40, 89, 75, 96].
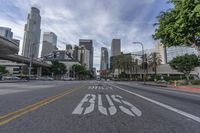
[73, 45, 79, 61]
[100, 47, 109, 70]
[155, 43, 198, 64]
[0, 27, 20, 46]
[110, 39, 121, 69]
[0, 27, 13, 40]
[155, 43, 167, 64]
[65, 44, 73, 58]
[22, 7, 41, 58]
[43, 32, 57, 46]
[111, 39, 121, 56]
[41, 32, 57, 57]
[78, 46, 90, 70]
[66, 44, 72, 50]
[79, 39, 93, 70]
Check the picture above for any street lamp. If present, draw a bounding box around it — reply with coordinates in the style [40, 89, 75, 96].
[132, 42, 145, 84]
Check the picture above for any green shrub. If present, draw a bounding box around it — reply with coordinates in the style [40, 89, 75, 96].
[190, 80, 200, 85]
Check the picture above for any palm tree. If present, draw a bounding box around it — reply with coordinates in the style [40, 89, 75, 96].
[147, 52, 162, 80]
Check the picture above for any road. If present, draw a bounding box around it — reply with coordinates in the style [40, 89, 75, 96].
[0, 80, 199, 133]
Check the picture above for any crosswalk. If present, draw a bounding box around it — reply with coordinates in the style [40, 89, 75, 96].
[88, 86, 113, 90]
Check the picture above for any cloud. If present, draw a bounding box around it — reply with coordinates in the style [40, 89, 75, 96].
[0, 0, 169, 69]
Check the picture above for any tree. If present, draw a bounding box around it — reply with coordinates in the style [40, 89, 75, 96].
[51, 61, 67, 79]
[169, 54, 200, 80]
[112, 54, 135, 75]
[0, 65, 7, 75]
[0, 65, 8, 80]
[153, 0, 200, 50]
[148, 52, 162, 80]
[72, 64, 89, 79]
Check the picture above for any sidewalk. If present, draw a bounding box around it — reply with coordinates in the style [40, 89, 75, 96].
[0, 80, 28, 83]
[141, 82, 200, 93]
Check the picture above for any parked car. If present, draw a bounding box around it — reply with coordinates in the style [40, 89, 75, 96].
[62, 77, 75, 81]
[12, 76, 21, 80]
[3, 76, 12, 80]
[38, 76, 54, 81]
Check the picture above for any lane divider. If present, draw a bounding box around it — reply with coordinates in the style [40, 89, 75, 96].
[0, 87, 81, 126]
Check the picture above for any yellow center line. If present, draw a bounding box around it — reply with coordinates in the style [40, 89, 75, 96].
[0, 86, 82, 126]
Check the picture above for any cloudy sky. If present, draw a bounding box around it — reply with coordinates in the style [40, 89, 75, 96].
[0, 0, 171, 69]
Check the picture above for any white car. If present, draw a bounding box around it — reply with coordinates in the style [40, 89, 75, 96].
[62, 77, 75, 81]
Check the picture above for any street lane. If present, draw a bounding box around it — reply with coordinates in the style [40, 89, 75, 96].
[114, 82, 200, 117]
[0, 81, 199, 133]
[0, 81, 87, 116]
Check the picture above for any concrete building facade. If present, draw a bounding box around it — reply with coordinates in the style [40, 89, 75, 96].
[79, 39, 93, 70]
[111, 39, 121, 56]
[0, 60, 25, 76]
[66, 44, 73, 58]
[41, 32, 57, 57]
[0, 27, 13, 40]
[78, 46, 90, 70]
[155, 43, 198, 63]
[0, 27, 20, 46]
[43, 32, 57, 46]
[22, 7, 41, 58]
[100, 47, 109, 70]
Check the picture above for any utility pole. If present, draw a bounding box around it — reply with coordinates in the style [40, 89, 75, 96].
[28, 42, 34, 80]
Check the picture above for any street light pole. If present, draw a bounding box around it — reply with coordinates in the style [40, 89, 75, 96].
[28, 41, 39, 80]
[28, 42, 34, 80]
[132, 42, 145, 84]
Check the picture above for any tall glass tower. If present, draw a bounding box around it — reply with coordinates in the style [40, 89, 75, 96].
[22, 7, 41, 58]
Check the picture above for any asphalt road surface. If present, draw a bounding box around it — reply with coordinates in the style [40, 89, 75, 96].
[0, 80, 199, 133]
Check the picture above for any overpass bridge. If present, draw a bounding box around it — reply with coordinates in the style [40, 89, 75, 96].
[0, 35, 19, 55]
[0, 54, 51, 68]
[0, 35, 51, 76]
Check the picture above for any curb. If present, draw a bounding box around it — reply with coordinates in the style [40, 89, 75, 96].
[142, 83, 200, 93]
[0, 80, 28, 83]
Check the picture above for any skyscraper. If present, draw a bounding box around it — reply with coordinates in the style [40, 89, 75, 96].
[110, 39, 121, 70]
[73, 45, 79, 61]
[43, 32, 57, 46]
[78, 46, 90, 70]
[0, 27, 13, 40]
[65, 44, 73, 58]
[100, 47, 109, 70]
[111, 39, 121, 56]
[22, 7, 41, 58]
[79, 39, 93, 70]
[41, 32, 57, 57]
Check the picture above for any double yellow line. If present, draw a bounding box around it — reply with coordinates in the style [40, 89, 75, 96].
[0, 87, 80, 126]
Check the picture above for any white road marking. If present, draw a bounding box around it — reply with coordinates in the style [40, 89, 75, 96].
[88, 86, 114, 90]
[111, 95, 142, 117]
[117, 82, 200, 98]
[73, 93, 141, 117]
[98, 94, 108, 115]
[110, 84, 200, 123]
[106, 94, 117, 115]
[84, 94, 96, 114]
[95, 86, 98, 90]
[72, 94, 96, 115]
[72, 94, 90, 114]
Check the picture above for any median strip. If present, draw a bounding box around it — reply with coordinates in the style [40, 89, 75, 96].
[0, 87, 81, 126]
